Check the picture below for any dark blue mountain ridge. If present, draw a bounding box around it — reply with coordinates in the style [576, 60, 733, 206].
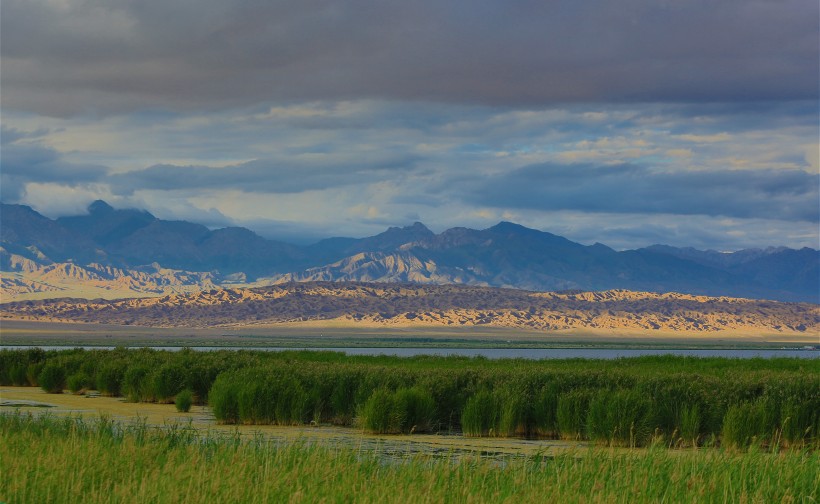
[1, 201, 817, 302]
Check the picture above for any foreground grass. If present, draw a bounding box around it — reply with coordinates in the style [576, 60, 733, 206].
[1, 413, 818, 503]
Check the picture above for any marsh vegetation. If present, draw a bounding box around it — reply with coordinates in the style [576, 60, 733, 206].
[1, 348, 818, 449]
[1, 412, 818, 503]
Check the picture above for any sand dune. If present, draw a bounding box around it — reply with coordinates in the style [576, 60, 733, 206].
[2, 282, 816, 336]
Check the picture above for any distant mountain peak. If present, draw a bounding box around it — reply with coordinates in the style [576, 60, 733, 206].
[374, 221, 435, 241]
[486, 221, 549, 236]
[88, 200, 114, 214]
[409, 221, 431, 231]
[384, 222, 432, 233]
[489, 221, 526, 231]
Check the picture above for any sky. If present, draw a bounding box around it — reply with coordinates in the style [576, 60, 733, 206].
[1, 0, 818, 250]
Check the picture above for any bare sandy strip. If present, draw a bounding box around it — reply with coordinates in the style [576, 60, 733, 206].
[1, 318, 817, 346]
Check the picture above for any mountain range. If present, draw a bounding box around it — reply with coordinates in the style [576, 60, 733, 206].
[1, 200, 818, 303]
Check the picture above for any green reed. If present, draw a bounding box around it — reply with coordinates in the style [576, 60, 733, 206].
[1, 412, 818, 503]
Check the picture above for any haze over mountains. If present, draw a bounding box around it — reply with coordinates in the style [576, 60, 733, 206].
[1, 201, 818, 303]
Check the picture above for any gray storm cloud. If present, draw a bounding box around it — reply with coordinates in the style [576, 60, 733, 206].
[108, 152, 421, 195]
[2, 0, 817, 116]
[0, 128, 109, 201]
[1, 1, 817, 251]
[467, 163, 820, 222]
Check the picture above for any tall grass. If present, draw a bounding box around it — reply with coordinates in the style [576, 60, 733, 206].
[392, 386, 436, 433]
[151, 364, 186, 403]
[531, 382, 560, 437]
[460, 387, 531, 437]
[37, 363, 65, 394]
[95, 362, 125, 396]
[208, 373, 240, 424]
[586, 389, 653, 447]
[678, 404, 701, 447]
[122, 365, 151, 402]
[1, 412, 818, 503]
[461, 389, 498, 436]
[1, 348, 818, 447]
[497, 390, 528, 437]
[360, 388, 397, 433]
[175, 389, 194, 413]
[557, 389, 592, 440]
[67, 372, 91, 394]
[722, 400, 770, 449]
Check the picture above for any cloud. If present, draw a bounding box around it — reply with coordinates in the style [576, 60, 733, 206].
[107, 152, 421, 195]
[2, 0, 817, 116]
[466, 163, 819, 222]
[536, 212, 820, 251]
[1, 101, 817, 251]
[14, 182, 115, 218]
[0, 127, 109, 201]
[672, 133, 732, 143]
[1, 125, 50, 144]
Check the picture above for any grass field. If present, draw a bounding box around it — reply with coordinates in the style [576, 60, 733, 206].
[1, 412, 817, 503]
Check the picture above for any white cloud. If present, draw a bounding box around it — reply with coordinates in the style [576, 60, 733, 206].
[20, 182, 114, 217]
[673, 133, 732, 143]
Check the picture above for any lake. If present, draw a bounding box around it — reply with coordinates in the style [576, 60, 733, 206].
[2, 345, 818, 359]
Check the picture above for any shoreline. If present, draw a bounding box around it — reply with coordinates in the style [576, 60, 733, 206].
[1, 318, 817, 349]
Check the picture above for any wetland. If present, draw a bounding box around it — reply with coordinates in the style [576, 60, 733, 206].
[2, 345, 819, 502]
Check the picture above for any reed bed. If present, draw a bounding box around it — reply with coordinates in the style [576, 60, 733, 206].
[1, 348, 818, 448]
[1, 412, 818, 503]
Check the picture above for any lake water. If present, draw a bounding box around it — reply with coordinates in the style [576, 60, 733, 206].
[2, 345, 818, 359]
